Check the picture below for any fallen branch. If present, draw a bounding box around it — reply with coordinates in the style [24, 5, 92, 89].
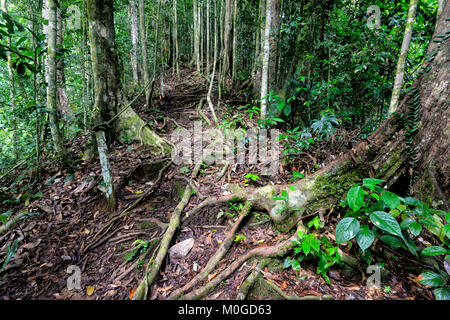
[237, 260, 268, 300]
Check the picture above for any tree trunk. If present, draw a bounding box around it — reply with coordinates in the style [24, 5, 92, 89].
[222, 0, 232, 77]
[231, 0, 237, 86]
[139, 0, 152, 106]
[56, 7, 70, 116]
[388, 0, 419, 115]
[46, 0, 69, 165]
[129, 0, 141, 84]
[173, 0, 180, 78]
[260, 0, 272, 118]
[268, 0, 280, 91]
[87, 0, 122, 209]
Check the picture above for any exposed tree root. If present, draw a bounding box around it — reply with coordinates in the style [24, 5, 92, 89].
[214, 161, 229, 183]
[197, 97, 212, 126]
[168, 201, 253, 299]
[177, 223, 302, 300]
[237, 260, 269, 300]
[0, 210, 29, 236]
[133, 185, 193, 300]
[260, 278, 333, 300]
[83, 158, 172, 254]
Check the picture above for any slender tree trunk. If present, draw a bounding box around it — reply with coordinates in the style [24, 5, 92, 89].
[46, 0, 69, 165]
[206, 0, 210, 76]
[173, 0, 179, 78]
[153, 0, 161, 80]
[222, 0, 231, 77]
[260, 0, 272, 118]
[1, 0, 18, 161]
[139, 0, 152, 106]
[129, 0, 141, 84]
[388, 0, 419, 115]
[56, 7, 70, 116]
[231, 0, 237, 86]
[193, 0, 200, 72]
[268, 0, 280, 91]
[87, 0, 122, 209]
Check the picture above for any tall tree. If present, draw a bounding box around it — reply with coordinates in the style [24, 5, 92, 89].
[260, 0, 272, 118]
[172, 0, 179, 78]
[129, 0, 141, 84]
[388, 0, 419, 115]
[87, 0, 122, 208]
[139, 0, 152, 106]
[46, 0, 69, 165]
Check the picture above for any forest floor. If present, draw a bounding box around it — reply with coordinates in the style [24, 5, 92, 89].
[0, 69, 435, 300]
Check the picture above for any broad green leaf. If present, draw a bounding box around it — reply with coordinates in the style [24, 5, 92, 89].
[362, 178, 384, 187]
[421, 246, 447, 256]
[419, 271, 445, 287]
[380, 235, 405, 249]
[434, 287, 450, 300]
[310, 238, 321, 252]
[409, 222, 422, 237]
[356, 225, 375, 251]
[381, 191, 401, 210]
[370, 211, 403, 238]
[302, 241, 311, 255]
[444, 224, 450, 238]
[347, 186, 364, 212]
[335, 217, 360, 244]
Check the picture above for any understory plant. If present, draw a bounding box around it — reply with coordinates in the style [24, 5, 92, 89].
[284, 216, 342, 284]
[335, 178, 450, 299]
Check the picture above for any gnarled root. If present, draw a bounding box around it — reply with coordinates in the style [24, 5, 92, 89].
[168, 201, 253, 300]
[133, 185, 193, 300]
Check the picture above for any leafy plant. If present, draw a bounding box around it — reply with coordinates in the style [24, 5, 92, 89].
[284, 228, 342, 284]
[123, 239, 150, 262]
[244, 173, 260, 185]
[310, 112, 340, 139]
[0, 239, 18, 279]
[336, 178, 450, 300]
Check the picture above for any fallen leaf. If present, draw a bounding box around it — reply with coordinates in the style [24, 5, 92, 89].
[86, 286, 95, 296]
[129, 288, 135, 299]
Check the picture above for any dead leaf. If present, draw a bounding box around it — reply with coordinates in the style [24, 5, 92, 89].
[128, 288, 135, 299]
[86, 286, 95, 296]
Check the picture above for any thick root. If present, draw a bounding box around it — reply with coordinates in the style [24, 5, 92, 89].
[133, 185, 193, 300]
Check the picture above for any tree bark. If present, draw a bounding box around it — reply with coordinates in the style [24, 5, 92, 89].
[173, 0, 180, 78]
[139, 0, 152, 106]
[268, 0, 280, 91]
[129, 0, 141, 84]
[46, 0, 69, 165]
[388, 0, 419, 115]
[260, 0, 272, 118]
[87, 0, 122, 208]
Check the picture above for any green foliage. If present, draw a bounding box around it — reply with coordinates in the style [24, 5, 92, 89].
[284, 226, 342, 284]
[244, 173, 260, 184]
[336, 178, 450, 300]
[123, 239, 151, 262]
[0, 239, 18, 279]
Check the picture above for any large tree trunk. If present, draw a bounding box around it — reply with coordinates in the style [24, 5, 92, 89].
[232, 1, 449, 233]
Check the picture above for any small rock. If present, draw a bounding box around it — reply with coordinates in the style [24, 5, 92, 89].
[169, 238, 195, 261]
[193, 262, 199, 272]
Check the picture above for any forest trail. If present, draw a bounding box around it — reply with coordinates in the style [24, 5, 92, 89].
[0, 69, 435, 300]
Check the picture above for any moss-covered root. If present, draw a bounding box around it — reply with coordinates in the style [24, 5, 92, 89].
[133, 185, 193, 300]
[237, 259, 269, 300]
[168, 201, 253, 300]
[260, 278, 333, 300]
[181, 224, 302, 300]
[0, 210, 28, 236]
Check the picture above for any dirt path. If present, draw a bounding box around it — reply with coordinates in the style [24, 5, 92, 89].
[0, 69, 433, 300]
